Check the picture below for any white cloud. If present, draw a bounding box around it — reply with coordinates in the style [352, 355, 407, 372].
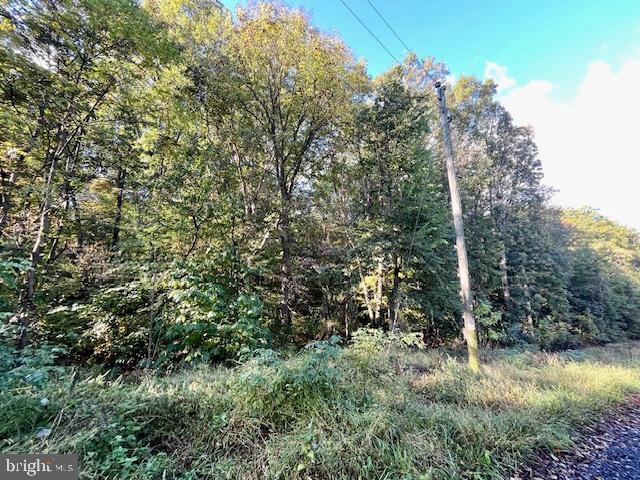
[500, 58, 640, 231]
[484, 62, 516, 92]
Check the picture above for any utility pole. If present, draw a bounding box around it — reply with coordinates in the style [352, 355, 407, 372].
[434, 81, 480, 372]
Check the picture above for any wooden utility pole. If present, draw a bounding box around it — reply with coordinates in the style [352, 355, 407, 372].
[434, 81, 480, 372]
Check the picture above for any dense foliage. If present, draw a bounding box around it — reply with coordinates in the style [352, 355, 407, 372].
[1, 0, 639, 368]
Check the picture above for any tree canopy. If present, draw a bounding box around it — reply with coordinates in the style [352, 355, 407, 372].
[1, 0, 639, 367]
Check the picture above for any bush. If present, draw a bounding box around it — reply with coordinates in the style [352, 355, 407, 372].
[39, 254, 271, 367]
[0, 255, 31, 321]
[349, 328, 425, 373]
[537, 316, 579, 351]
[574, 312, 609, 345]
[43, 282, 153, 368]
[475, 301, 504, 345]
[229, 337, 343, 425]
[351, 327, 425, 356]
[161, 259, 270, 364]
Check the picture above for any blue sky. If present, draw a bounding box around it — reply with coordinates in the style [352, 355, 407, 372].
[222, 0, 640, 230]
[222, 0, 640, 97]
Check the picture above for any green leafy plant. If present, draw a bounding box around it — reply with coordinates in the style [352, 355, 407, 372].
[0, 256, 31, 321]
[475, 301, 505, 345]
[351, 327, 426, 356]
[160, 258, 270, 364]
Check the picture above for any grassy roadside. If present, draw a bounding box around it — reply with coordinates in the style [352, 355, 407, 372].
[2, 340, 640, 480]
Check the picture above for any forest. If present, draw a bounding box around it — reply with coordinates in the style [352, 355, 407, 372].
[2, 0, 639, 363]
[1, 1, 640, 478]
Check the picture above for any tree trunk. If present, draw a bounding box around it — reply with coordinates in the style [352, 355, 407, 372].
[499, 245, 511, 308]
[111, 167, 126, 248]
[279, 194, 293, 328]
[389, 251, 401, 332]
[1, 113, 43, 235]
[0, 165, 14, 235]
[231, 145, 254, 217]
[435, 82, 480, 372]
[15, 153, 59, 348]
[521, 264, 534, 333]
[71, 193, 83, 247]
[358, 265, 375, 324]
[45, 148, 76, 263]
[373, 257, 384, 326]
[1, 152, 26, 236]
[184, 214, 201, 259]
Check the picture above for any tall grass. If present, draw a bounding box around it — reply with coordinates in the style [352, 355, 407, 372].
[2, 341, 640, 479]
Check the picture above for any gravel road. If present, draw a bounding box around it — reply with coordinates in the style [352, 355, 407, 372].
[517, 395, 640, 480]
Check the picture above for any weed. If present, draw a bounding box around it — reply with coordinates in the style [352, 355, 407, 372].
[2, 339, 640, 479]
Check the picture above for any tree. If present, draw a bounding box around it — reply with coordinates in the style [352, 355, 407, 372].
[346, 67, 455, 333]
[1, 0, 169, 347]
[2, 0, 639, 367]
[220, 2, 365, 329]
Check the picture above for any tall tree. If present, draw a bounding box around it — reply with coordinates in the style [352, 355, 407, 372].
[347, 67, 454, 332]
[221, 2, 365, 328]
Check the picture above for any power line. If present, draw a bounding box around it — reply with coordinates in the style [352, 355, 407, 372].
[353, 1, 431, 333]
[338, 0, 401, 65]
[364, 0, 414, 55]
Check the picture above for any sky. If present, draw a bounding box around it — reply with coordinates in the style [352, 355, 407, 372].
[222, 0, 640, 231]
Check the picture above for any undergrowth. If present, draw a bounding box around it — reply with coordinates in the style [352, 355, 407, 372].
[2, 339, 640, 479]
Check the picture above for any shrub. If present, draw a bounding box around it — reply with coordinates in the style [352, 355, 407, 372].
[351, 327, 425, 355]
[0, 255, 31, 321]
[39, 254, 271, 367]
[574, 312, 609, 345]
[229, 337, 343, 425]
[537, 316, 579, 351]
[475, 301, 504, 345]
[161, 260, 270, 364]
[43, 282, 153, 368]
[349, 328, 426, 370]
[350, 328, 388, 356]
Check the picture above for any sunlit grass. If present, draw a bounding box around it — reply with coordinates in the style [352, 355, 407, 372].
[2, 342, 640, 479]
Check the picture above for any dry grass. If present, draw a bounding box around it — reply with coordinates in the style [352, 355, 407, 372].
[2, 341, 640, 479]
